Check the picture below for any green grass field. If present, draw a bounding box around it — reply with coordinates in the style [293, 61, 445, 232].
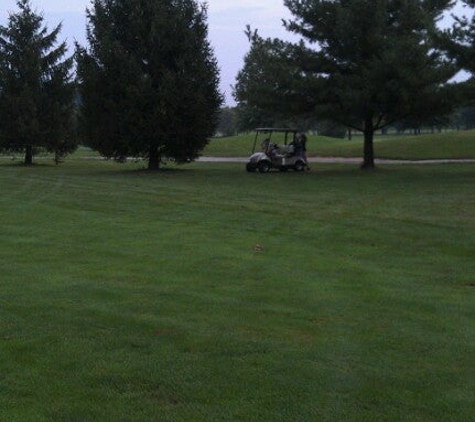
[0, 159, 474, 421]
[205, 130, 475, 159]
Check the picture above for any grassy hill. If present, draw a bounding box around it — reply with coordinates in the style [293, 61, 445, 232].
[205, 130, 475, 159]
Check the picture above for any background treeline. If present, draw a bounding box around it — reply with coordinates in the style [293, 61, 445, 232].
[216, 106, 475, 139]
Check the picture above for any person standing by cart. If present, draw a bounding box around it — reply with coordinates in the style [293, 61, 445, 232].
[296, 132, 309, 170]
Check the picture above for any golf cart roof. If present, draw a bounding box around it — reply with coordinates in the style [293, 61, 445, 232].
[255, 127, 300, 133]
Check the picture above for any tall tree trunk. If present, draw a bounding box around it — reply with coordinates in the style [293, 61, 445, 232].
[347, 128, 352, 140]
[24, 145, 33, 166]
[361, 117, 375, 169]
[148, 147, 160, 171]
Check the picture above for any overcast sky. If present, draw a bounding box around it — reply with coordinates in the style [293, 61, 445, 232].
[0, 1, 470, 105]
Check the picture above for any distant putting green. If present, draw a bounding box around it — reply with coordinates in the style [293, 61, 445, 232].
[205, 130, 475, 159]
[0, 160, 474, 421]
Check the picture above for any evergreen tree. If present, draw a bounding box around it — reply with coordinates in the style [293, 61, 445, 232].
[449, 1, 475, 74]
[0, 0, 75, 165]
[76, 0, 222, 170]
[235, 0, 458, 168]
[441, 1, 475, 104]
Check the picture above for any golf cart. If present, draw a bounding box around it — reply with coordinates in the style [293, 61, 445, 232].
[246, 128, 307, 173]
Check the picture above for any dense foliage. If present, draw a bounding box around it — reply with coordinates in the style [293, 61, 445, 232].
[216, 107, 238, 137]
[235, 0, 459, 168]
[0, 0, 76, 165]
[76, 0, 222, 170]
[449, 0, 475, 75]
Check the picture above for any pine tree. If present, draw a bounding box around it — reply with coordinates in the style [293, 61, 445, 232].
[441, 1, 475, 104]
[235, 0, 458, 168]
[0, 0, 75, 165]
[451, 0, 475, 74]
[76, 0, 222, 171]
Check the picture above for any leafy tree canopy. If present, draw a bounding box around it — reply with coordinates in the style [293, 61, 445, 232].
[216, 107, 238, 137]
[76, 0, 222, 170]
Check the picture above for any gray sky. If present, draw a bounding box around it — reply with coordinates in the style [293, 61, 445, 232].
[1, 1, 470, 105]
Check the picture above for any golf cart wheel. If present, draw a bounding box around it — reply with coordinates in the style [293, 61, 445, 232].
[246, 162, 255, 172]
[294, 161, 305, 172]
[258, 161, 271, 173]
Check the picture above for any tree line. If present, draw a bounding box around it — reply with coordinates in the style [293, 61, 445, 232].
[216, 105, 475, 138]
[0, 0, 221, 170]
[1, 0, 474, 170]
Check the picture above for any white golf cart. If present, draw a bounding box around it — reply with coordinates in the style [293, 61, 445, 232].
[245, 128, 307, 173]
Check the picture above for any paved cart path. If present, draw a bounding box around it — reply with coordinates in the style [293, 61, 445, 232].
[197, 156, 475, 164]
[1, 156, 474, 164]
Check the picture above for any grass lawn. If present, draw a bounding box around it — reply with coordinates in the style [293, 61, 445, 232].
[205, 130, 475, 159]
[0, 160, 474, 421]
